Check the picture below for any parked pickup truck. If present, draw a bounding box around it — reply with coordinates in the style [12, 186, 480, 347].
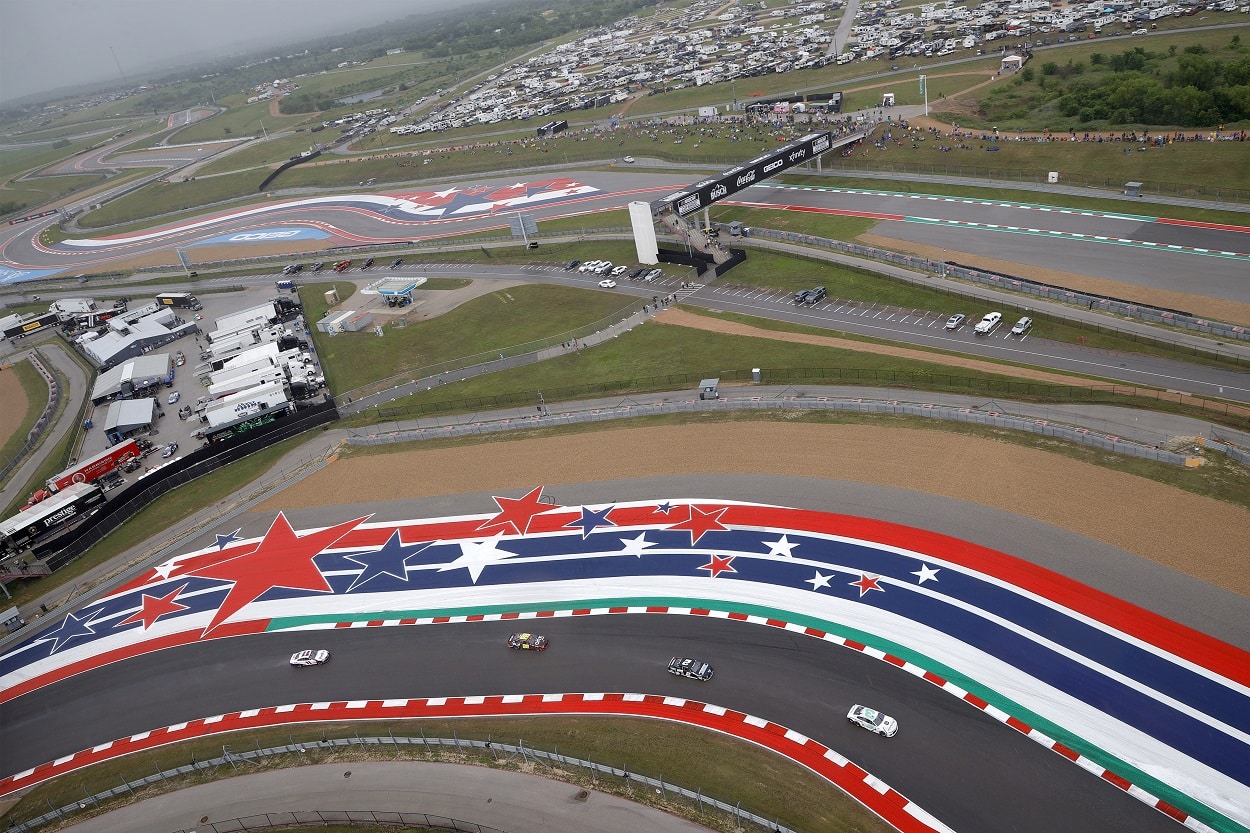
[974, 311, 1002, 335]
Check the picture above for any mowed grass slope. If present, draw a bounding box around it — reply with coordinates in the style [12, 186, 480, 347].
[307, 283, 635, 391]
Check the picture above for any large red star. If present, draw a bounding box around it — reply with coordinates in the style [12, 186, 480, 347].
[850, 573, 885, 598]
[116, 585, 189, 630]
[191, 513, 367, 634]
[477, 486, 552, 535]
[698, 554, 737, 578]
[667, 505, 730, 545]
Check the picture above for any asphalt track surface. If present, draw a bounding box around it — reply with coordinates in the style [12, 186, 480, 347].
[4, 170, 1249, 306]
[7, 476, 1243, 833]
[2, 614, 1176, 833]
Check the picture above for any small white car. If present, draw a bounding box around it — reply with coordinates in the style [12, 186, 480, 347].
[623, 155, 635, 163]
[643, 268, 662, 281]
[598, 279, 618, 288]
[290, 649, 331, 667]
[578, 260, 600, 273]
[847, 704, 898, 737]
[974, 311, 1002, 335]
[1010, 316, 1033, 335]
[610, 265, 628, 277]
[944, 313, 965, 330]
[167, 391, 181, 405]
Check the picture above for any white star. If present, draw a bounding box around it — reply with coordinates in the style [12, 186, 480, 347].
[433, 186, 460, 199]
[912, 564, 940, 584]
[806, 571, 833, 591]
[437, 534, 514, 583]
[763, 534, 798, 558]
[618, 532, 656, 558]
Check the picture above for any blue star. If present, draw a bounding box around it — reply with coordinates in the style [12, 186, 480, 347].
[566, 505, 617, 539]
[43, 608, 103, 653]
[215, 528, 243, 549]
[345, 531, 432, 591]
[654, 502, 675, 515]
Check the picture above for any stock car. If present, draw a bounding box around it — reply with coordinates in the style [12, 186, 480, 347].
[507, 632, 548, 651]
[668, 657, 713, 681]
[290, 649, 331, 667]
[847, 704, 898, 737]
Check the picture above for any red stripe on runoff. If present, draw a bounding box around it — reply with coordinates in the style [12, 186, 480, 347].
[1155, 217, 1250, 233]
[722, 504, 1250, 686]
[0, 695, 949, 831]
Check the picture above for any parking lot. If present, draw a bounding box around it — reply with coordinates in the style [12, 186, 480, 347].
[75, 283, 312, 484]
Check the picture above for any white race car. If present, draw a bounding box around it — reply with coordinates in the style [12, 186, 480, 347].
[290, 649, 331, 667]
[847, 704, 898, 737]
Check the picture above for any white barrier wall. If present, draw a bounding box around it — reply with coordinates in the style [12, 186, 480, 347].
[629, 201, 659, 265]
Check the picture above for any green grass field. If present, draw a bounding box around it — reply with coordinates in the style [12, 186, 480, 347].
[0, 360, 48, 479]
[307, 283, 639, 393]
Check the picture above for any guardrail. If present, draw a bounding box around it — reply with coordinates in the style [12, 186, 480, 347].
[15, 735, 796, 833]
[746, 228, 1250, 350]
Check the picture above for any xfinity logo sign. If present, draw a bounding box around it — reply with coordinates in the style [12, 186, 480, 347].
[788, 149, 807, 163]
[676, 193, 702, 215]
[228, 231, 301, 241]
[736, 170, 757, 187]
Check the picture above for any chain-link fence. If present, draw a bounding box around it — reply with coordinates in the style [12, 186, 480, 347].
[171, 810, 510, 833]
[16, 735, 797, 833]
[353, 388, 1200, 466]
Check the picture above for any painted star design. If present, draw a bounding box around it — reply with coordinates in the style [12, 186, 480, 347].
[437, 533, 515, 584]
[566, 505, 616, 538]
[667, 505, 730, 546]
[117, 585, 190, 630]
[912, 564, 941, 584]
[698, 554, 737, 578]
[432, 186, 460, 199]
[850, 573, 885, 598]
[43, 608, 103, 653]
[345, 531, 433, 591]
[763, 534, 798, 558]
[617, 532, 656, 557]
[806, 571, 832, 591]
[478, 486, 552, 535]
[215, 529, 243, 549]
[189, 512, 367, 634]
[653, 502, 675, 515]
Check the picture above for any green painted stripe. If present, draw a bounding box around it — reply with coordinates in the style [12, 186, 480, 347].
[758, 183, 1160, 222]
[267, 596, 1243, 832]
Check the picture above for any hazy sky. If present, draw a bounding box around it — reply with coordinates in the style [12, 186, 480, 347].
[0, 0, 441, 105]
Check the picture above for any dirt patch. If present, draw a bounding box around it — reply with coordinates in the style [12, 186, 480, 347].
[857, 232, 1250, 326]
[0, 362, 33, 449]
[264, 422, 1250, 597]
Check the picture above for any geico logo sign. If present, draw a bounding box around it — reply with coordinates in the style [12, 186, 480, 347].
[228, 230, 301, 241]
[46, 505, 79, 525]
[812, 135, 831, 153]
[709, 184, 728, 200]
[735, 170, 757, 187]
[676, 194, 702, 214]
[762, 158, 785, 173]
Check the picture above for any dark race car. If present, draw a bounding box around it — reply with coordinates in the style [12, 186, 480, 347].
[668, 656, 713, 681]
[507, 632, 549, 651]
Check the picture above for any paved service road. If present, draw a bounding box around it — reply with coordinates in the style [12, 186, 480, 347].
[1, 615, 1176, 833]
[60, 762, 718, 833]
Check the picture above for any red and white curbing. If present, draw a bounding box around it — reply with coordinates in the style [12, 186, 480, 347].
[303, 603, 1212, 830]
[0, 692, 953, 833]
